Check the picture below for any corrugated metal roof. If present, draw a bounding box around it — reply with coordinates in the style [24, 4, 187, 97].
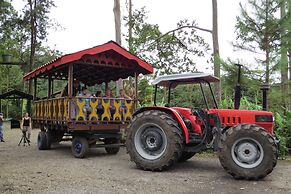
[152, 72, 220, 87]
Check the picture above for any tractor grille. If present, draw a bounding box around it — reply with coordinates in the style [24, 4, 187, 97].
[222, 116, 241, 124]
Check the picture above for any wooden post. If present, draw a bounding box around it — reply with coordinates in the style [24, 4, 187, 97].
[68, 64, 73, 120]
[134, 72, 138, 109]
[34, 78, 37, 100]
[51, 78, 54, 97]
[48, 75, 52, 98]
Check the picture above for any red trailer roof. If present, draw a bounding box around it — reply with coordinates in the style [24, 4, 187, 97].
[23, 41, 153, 85]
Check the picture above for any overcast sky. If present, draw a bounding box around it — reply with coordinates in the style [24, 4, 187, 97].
[13, 0, 246, 71]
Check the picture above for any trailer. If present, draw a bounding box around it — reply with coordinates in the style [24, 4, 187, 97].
[23, 41, 153, 158]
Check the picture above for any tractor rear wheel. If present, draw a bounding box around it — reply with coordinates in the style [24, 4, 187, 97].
[126, 110, 183, 171]
[178, 152, 196, 162]
[219, 124, 277, 180]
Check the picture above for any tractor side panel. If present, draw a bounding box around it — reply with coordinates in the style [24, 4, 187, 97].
[133, 107, 190, 143]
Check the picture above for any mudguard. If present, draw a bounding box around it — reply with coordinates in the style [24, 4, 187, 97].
[133, 106, 189, 144]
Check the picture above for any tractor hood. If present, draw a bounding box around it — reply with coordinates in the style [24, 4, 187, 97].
[208, 109, 274, 134]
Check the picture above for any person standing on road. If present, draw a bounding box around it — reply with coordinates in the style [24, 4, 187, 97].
[0, 113, 4, 142]
[21, 112, 32, 142]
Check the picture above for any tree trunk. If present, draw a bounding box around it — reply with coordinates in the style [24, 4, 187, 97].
[128, 0, 133, 53]
[287, 1, 291, 110]
[212, 0, 221, 102]
[288, 49, 291, 110]
[28, 0, 36, 95]
[128, 0, 133, 86]
[280, 0, 288, 107]
[113, 0, 123, 95]
[265, 50, 270, 83]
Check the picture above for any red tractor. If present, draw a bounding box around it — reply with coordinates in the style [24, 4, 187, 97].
[126, 72, 278, 180]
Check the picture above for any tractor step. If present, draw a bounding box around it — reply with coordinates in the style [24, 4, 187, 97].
[188, 133, 202, 144]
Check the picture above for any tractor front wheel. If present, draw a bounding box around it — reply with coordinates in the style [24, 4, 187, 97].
[126, 110, 183, 171]
[219, 124, 277, 180]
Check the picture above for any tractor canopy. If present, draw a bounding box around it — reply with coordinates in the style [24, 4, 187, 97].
[152, 73, 220, 88]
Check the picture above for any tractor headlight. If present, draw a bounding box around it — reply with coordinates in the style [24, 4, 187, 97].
[255, 115, 273, 122]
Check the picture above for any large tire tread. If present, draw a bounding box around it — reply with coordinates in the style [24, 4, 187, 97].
[219, 124, 277, 180]
[126, 110, 183, 171]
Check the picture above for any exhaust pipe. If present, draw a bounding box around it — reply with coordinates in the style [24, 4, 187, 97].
[234, 64, 242, 109]
[260, 83, 270, 111]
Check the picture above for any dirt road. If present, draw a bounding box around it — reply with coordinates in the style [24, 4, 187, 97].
[0, 127, 291, 194]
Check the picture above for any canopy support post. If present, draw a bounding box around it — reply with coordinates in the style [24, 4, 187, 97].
[34, 78, 37, 100]
[48, 75, 52, 98]
[68, 64, 73, 120]
[135, 72, 138, 109]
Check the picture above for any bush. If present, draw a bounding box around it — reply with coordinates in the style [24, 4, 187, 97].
[274, 111, 291, 157]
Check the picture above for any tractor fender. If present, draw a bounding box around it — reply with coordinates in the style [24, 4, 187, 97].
[132, 106, 189, 144]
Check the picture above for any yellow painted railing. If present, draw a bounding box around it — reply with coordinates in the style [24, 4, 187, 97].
[75, 97, 134, 121]
[32, 97, 134, 122]
[33, 98, 68, 120]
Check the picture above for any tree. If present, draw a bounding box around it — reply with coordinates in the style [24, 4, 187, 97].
[124, 7, 210, 76]
[0, 0, 22, 58]
[234, 0, 280, 84]
[17, 0, 57, 94]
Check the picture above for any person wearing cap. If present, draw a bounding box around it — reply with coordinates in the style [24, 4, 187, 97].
[0, 113, 4, 142]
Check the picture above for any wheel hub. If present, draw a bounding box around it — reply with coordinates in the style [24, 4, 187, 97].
[74, 141, 82, 154]
[142, 130, 163, 151]
[236, 142, 258, 163]
[134, 123, 167, 160]
[231, 138, 264, 169]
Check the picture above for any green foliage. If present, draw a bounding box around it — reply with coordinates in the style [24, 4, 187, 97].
[234, 0, 281, 83]
[124, 7, 210, 76]
[137, 77, 154, 106]
[0, 0, 61, 117]
[220, 96, 262, 110]
[221, 59, 263, 109]
[274, 111, 291, 157]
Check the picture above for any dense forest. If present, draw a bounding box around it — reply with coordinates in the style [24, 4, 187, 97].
[0, 0, 290, 156]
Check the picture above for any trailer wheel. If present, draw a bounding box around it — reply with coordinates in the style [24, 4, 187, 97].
[48, 130, 64, 143]
[178, 152, 196, 162]
[126, 110, 183, 171]
[71, 137, 89, 158]
[219, 124, 277, 180]
[105, 138, 120, 154]
[37, 131, 49, 150]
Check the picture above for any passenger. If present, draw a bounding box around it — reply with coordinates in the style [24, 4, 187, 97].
[79, 87, 92, 120]
[104, 88, 115, 119]
[104, 88, 114, 98]
[60, 80, 80, 120]
[95, 90, 103, 119]
[117, 89, 131, 119]
[95, 90, 102, 97]
[60, 80, 80, 97]
[128, 88, 136, 99]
